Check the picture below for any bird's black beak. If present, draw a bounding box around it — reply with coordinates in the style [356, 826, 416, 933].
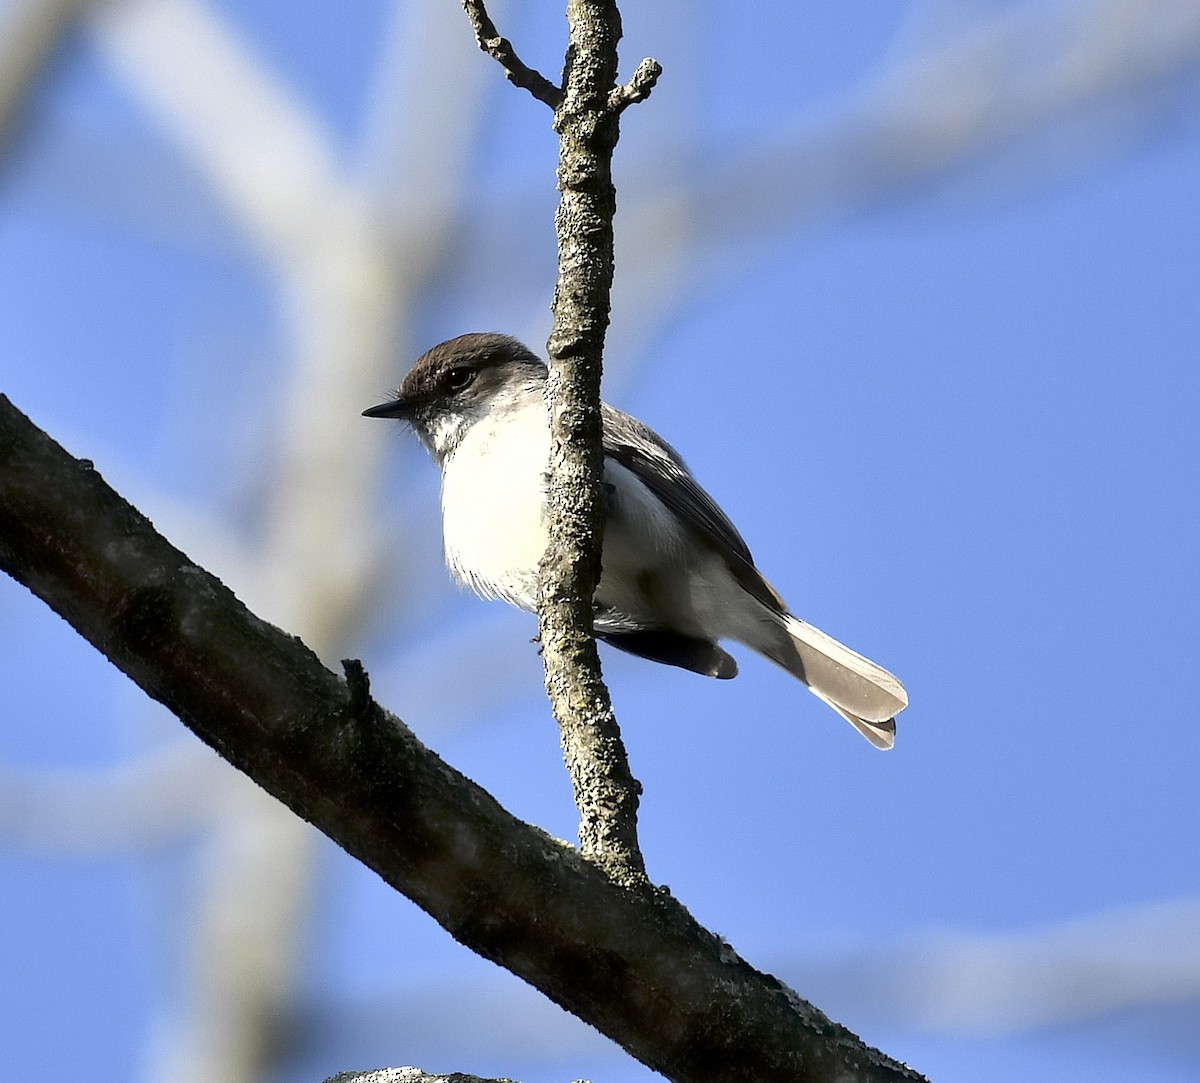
[362, 398, 408, 419]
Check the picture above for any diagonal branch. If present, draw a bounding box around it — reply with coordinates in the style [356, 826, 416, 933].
[461, 0, 562, 108]
[0, 395, 926, 1083]
[91, 0, 344, 268]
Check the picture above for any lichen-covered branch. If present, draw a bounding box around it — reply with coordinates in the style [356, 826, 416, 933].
[0, 395, 927, 1083]
[460, 0, 562, 108]
[460, 0, 664, 884]
[536, 0, 659, 881]
[608, 57, 663, 114]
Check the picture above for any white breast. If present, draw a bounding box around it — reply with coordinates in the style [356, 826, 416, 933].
[439, 400, 551, 611]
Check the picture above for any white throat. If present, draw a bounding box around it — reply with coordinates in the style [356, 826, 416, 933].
[436, 392, 551, 610]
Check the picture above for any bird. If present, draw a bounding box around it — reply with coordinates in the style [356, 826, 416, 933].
[364, 332, 907, 747]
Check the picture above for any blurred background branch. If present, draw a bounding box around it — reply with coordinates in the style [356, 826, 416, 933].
[0, 0, 92, 140]
[2, 1, 1198, 1081]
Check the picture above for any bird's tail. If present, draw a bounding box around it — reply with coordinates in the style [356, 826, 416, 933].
[762, 614, 908, 749]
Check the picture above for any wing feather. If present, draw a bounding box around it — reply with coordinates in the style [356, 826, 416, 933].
[600, 404, 784, 612]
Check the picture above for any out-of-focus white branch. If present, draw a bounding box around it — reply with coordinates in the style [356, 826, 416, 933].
[854, 0, 1200, 187]
[288, 897, 1200, 1062]
[612, 0, 1200, 350]
[90, 0, 343, 266]
[10, 3, 1199, 1082]
[144, 792, 319, 1083]
[84, 0, 490, 649]
[798, 897, 1200, 1035]
[0, 743, 218, 853]
[358, 0, 497, 238]
[0, 0, 92, 137]
[64, 5, 503, 1083]
[254, 0, 494, 645]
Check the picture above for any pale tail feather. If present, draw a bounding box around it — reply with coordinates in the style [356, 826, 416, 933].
[809, 689, 897, 750]
[772, 615, 908, 749]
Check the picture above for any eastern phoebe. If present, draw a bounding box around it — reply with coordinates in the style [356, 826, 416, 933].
[365, 332, 908, 747]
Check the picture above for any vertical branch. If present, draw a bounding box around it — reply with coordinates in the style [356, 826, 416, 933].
[537, 0, 656, 881]
[462, 0, 660, 877]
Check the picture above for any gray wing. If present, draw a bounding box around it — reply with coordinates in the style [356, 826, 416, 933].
[600, 403, 785, 613]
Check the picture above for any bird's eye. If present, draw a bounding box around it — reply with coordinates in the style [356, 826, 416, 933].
[445, 367, 476, 392]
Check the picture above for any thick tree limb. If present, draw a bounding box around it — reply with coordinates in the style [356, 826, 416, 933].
[0, 395, 926, 1083]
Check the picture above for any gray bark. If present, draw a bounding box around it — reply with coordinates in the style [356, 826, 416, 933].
[538, 0, 649, 880]
[0, 394, 926, 1083]
[465, 0, 658, 880]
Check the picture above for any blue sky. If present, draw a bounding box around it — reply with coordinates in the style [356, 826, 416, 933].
[2, 2, 1199, 1082]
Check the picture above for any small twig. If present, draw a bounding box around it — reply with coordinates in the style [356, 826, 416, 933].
[461, 0, 562, 108]
[608, 57, 662, 114]
[342, 658, 374, 722]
